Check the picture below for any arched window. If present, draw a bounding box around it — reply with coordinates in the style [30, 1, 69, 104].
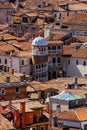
[48, 46, 51, 50]
[52, 46, 56, 50]
[52, 57, 56, 63]
[83, 61, 86, 66]
[42, 74, 44, 78]
[39, 64, 41, 69]
[57, 46, 61, 50]
[57, 57, 61, 63]
[36, 65, 38, 69]
[42, 64, 43, 68]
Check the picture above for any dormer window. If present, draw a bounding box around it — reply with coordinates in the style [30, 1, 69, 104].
[22, 17, 28, 23]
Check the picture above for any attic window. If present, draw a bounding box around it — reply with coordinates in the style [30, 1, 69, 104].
[22, 17, 28, 23]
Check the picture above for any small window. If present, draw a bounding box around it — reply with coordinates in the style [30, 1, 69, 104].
[0, 59, 1, 63]
[68, 59, 70, 65]
[57, 46, 61, 50]
[32, 127, 37, 130]
[40, 126, 45, 130]
[36, 65, 38, 69]
[5, 59, 7, 64]
[76, 60, 79, 65]
[52, 46, 56, 50]
[83, 61, 86, 66]
[57, 57, 61, 63]
[22, 17, 28, 23]
[30, 59, 32, 64]
[16, 87, 20, 93]
[1, 89, 5, 95]
[21, 60, 24, 65]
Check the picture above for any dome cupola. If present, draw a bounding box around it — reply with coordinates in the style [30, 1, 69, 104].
[32, 36, 48, 46]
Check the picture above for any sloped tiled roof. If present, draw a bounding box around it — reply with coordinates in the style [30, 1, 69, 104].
[58, 107, 87, 121]
[0, 113, 15, 130]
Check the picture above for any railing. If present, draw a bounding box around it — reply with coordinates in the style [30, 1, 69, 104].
[48, 50, 62, 55]
[0, 81, 29, 87]
[35, 67, 48, 73]
[48, 63, 61, 67]
[32, 51, 48, 56]
[41, 77, 48, 82]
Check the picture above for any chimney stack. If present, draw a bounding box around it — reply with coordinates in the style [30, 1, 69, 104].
[6, 76, 10, 83]
[12, 69, 14, 74]
[20, 102, 26, 129]
[74, 76, 78, 89]
[14, 109, 20, 128]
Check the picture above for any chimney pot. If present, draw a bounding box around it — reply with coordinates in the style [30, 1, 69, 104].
[12, 69, 14, 74]
[6, 76, 10, 83]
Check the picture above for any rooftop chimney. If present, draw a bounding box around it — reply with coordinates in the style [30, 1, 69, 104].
[20, 102, 26, 129]
[6, 76, 10, 83]
[11, 69, 14, 74]
[74, 76, 78, 89]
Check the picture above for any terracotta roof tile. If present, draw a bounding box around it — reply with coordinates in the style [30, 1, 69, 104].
[63, 13, 87, 25]
[0, 3, 16, 9]
[0, 114, 15, 130]
[58, 110, 79, 121]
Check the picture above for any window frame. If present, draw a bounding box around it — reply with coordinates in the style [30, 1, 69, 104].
[40, 126, 45, 130]
[1, 88, 5, 95]
[16, 87, 20, 93]
[5, 59, 7, 64]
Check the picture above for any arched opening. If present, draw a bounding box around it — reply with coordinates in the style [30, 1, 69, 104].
[52, 71, 56, 79]
[36, 65, 38, 69]
[52, 57, 56, 63]
[57, 57, 61, 63]
[52, 46, 56, 50]
[48, 46, 51, 50]
[48, 72, 51, 80]
[57, 45, 61, 50]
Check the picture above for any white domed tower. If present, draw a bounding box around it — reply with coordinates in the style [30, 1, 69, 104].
[32, 36, 48, 82]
